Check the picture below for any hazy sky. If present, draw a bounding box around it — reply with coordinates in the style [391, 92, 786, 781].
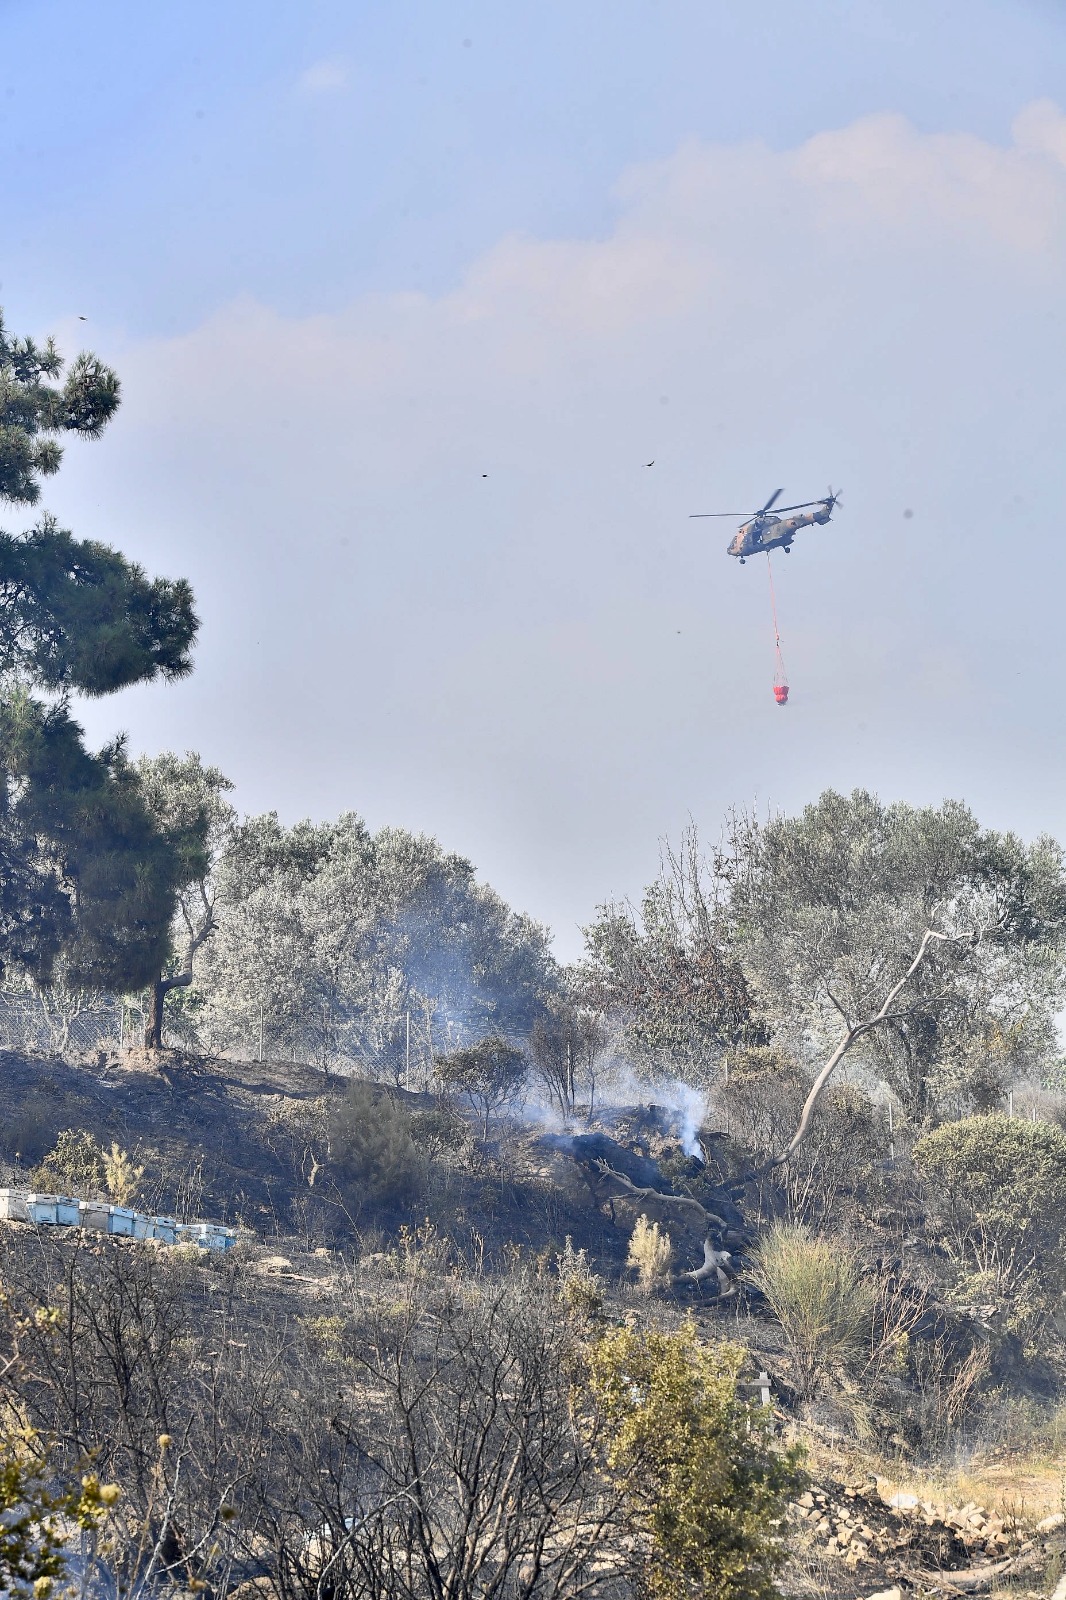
[4, 0, 1066, 958]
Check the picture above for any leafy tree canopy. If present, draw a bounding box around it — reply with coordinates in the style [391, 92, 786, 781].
[1, 691, 178, 988]
[581, 831, 764, 1084]
[435, 1035, 528, 1137]
[598, 794, 1066, 1122]
[718, 791, 1066, 1118]
[190, 814, 557, 1069]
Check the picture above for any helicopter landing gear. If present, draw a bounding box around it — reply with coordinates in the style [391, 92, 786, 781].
[739, 557, 746, 565]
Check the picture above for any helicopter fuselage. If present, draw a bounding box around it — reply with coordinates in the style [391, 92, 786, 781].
[728, 501, 835, 562]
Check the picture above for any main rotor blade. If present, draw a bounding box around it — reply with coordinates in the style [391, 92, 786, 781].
[689, 511, 750, 518]
[760, 487, 785, 513]
[772, 499, 831, 513]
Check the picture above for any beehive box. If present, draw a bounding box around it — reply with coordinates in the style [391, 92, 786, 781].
[78, 1200, 110, 1233]
[107, 1207, 136, 1237]
[56, 1197, 80, 1226]
[0, 1190, 30, 1222]
[26, 1194, 59, 1225]
[150, 1217, 178, 1245]
[178, 1221, 236, 1251]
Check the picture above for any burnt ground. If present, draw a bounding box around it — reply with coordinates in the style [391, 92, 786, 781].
[0, 1047, 632, 1264]
[0, 1048, 1064, 1597]
[0, 1046, 336, 1230]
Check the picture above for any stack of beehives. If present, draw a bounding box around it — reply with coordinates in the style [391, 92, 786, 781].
[0, 1188, 236, 1249]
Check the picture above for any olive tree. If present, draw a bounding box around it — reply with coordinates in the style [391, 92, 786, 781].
[195, 814, 557, 1070]
[716, 791, 1066, 1160]
[135, 751, 235, 1049]
[435, 1035, 528, 1139]
[581, 826, 764, 1086]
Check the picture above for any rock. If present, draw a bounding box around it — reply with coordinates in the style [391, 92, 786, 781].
[1037, 1510, 1065, 1533]
[864, 1589, 902, 1600]
[887, 1491, 919, 1510]
[258, 1254, 294, 1275]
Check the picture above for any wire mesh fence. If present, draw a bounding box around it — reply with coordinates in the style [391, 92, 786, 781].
[0, 986, 437, 1082]
[0, 987, 126, 1057]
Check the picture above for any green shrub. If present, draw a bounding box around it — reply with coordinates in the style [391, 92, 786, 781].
[0, 1431, 118, 1598]
[587, 1322, 802, 1600]
[913, 1114, 1066, 1302]
[750, 1222, 873, 1398]
[329, 1080, 418, 1206]
[101, 1143, 144, 1206]
[31, 1130, 105, 1197]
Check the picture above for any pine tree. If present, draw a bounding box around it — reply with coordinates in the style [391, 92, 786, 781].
[0, 309, 198, 991]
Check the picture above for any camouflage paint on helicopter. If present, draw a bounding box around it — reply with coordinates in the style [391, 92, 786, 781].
[691, 487, 841, 563]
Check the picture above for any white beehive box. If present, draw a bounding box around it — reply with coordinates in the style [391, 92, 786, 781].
[202, 1224, 237, 1251]
[78, 1200, 110, 1232]
[107, 1207, 136, 1237]
[56, 1197, 80, 1226]
[26, 1194, 58, 1225]
[178, 1221, 236, 1251]
[0, 1190, 30, 1222]
[130, 1213, 151, 1240]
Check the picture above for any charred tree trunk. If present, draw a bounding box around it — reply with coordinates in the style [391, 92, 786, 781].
[143, 971, 192, 1050]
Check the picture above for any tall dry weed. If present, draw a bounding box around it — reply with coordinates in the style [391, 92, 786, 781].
[751, 1223, 872, 1397]
[627, 1215, 674, 1295]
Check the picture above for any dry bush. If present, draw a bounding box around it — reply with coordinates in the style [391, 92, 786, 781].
[329, 1078, 418, 1206]
[102, 1142, 144, 1206]
[555, 1234, 605, 1318]
[0, 1229, 285, 1599]
[720, 1050, 890, 1227]
[627, 1214, 674, 1295]
[251, 1265, 630, 1600]
[905, 1333, 992, 1455]
[751, 1222, 873, 1398]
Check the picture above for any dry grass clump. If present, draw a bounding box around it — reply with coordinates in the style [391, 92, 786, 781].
[627, 1214, 674, 1295]
[751, 1222, 872, 1397]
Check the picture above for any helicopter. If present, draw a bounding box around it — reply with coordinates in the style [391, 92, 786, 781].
[691, 487, 841, 562]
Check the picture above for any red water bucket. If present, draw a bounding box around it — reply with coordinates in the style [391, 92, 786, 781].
[773, 683, 790, 706]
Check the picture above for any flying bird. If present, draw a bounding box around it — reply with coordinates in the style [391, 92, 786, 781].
[78, 315, 87, 321]
[644, 460, 654, 467]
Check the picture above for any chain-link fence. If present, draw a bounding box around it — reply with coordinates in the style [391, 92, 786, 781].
[0, 986, 451, 1078]
[0, 987, 125, 1057]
